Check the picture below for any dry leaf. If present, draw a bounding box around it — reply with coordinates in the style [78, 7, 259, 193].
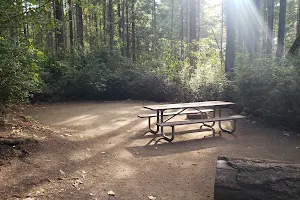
[107, 190, 115, 196]
[73, 180, 83, 188]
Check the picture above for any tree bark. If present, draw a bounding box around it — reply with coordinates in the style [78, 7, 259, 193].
[266, 0, 274, 55]
[152, 0, 156, 52]
[122, 0, 126, 55]
[220, 0, 223, 66]
[54, 0, 65, 52]
[189, 0, 197, 67]
[103, 0, 107, 45]
[180, 0, 184, 58]
[126, 0, 130, 57]
[214, 156, 300, 200]
[131, 0, 136, 61]
[46, 3, 54, 57]
[225, 0, 236, 80]
[262, 0, 268, 53]
[288, 32, 300, 55]
[171, 0, 174, 52]
[68, 0, 74, 53]
[297, 0, 300, 36]
[276, 0, 286, 59]
[76, 2, 84, 49]
[254, 0, 260, 54]
[108, 0, 114, 52]
[118, 1, 122, 41]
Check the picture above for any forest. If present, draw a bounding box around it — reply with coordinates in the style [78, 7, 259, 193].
[1, 0, 300, 130]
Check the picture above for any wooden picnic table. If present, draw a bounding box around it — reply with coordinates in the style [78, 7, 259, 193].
[139, 101, 244, 142]
[143, 101, 234, 111]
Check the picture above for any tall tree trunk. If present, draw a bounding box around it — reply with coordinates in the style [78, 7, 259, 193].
[122, 0, 126, 55]
[118, 1, 122, 41]
[126, 0, 130, 57]
[266, 0, 274, 55]
[262, 0, 268, 53]
[94, 13, 99, 49]
[108, 0, 114, 52]
[171, 0, 174, 51]
[152, 0, 156, 52]
[297, 0, 300, 36]
[103, 0, 107, 45]
[76, 2, 84, 49]
[54, 0, 65, 52]
[189, 0, 197, 67]
[220, 0, 224, 66]
[254, 0, 260, 54]
[185, 0, 189, 56]
[288, 31, 300, 55]
[47, 3, 54, 57]
[24, 1, 29, 38]
[131, 0, 136, 61]
[276, 0, 286, 59]
[68, 0, 74, 53]
[180, 0, 184, 58]
[225, 0, 236, 80]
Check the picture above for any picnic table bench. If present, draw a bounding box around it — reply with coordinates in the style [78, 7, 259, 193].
[139, 101, 245, 142]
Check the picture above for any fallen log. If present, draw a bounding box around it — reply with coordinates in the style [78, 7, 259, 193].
[214, 156, 300, 200]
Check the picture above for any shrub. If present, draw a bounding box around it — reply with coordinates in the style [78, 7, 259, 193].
[0, 38, 41, 107]
[233, 55, 300, 129]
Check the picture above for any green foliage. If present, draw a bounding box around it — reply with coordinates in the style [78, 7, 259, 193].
[39, 50, 179, 101]
[0, 38, 41, 106]
[233, 55, 300, 129]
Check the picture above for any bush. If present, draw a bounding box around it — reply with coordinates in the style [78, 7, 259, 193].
[40, 50, 181, 102]
[233, 55, 300, 129]
[0, 38, 41, 107]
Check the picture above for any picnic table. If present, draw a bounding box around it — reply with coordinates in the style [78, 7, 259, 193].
[139, 101, 245, 142]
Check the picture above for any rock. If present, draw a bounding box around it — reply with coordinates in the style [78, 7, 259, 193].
[148, 195, 157, 200]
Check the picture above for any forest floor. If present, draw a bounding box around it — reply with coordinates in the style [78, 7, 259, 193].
[1, 101, 300, 200]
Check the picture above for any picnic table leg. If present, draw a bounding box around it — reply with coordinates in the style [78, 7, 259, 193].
[159, 110, 174, 142]
[161, 126, 175, 142]
[218, 107, 237, 134]
[148, 110, 160, 134]
[160, 109, 164, 135]
[201, 106, 216, 128]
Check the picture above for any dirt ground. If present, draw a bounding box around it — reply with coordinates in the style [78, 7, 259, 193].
[1, 101, 300, 200]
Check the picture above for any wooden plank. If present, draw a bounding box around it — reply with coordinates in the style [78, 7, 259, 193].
[144, 101, 234, 111]
[157, 115, 245, 127]
[138, 109, 213, 118]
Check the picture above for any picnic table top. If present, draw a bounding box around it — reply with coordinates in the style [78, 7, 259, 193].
[143, 101, 235, 111]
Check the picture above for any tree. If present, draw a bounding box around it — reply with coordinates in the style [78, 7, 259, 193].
[189, 0, 197, 66]
[297, 0, 300, 36]
[266, 0, 274, 55]
[225, 0, 236, 80]
[76, 1, 84, 49]
[108, 0, 114, 51]
[276, 0, 287, 59]
[68, 0, 74, 53]
[132, 0, 136, 61]
[180, 0, 184, 57]
[103, 0, 107, 45]
[54, 0, 65, 52]
[126, 0, 129, 57]
[288, 31, 300, 55]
